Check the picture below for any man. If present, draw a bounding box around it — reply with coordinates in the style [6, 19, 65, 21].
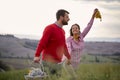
[34, 9, 71, 76]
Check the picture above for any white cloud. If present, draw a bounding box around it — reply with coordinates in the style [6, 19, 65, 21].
[0, 0, 120, 39]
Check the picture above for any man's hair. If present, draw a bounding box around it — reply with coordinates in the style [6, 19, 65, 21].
[56, 9, 69, 20]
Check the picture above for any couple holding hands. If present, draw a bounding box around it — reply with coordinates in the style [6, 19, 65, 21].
[33, 8, 101, 78]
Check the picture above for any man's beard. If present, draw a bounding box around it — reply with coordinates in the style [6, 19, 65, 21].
[62, 20, 68, 25]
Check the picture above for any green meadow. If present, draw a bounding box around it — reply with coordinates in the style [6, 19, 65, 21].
[0, 54, 120, 80]
[0, 63, 120, 80]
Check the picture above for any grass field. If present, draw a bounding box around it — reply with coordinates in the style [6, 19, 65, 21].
[0, 54, 120, 80]
[0, 63, 120, 80]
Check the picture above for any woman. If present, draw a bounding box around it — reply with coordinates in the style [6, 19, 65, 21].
[66, 8, 100, 69]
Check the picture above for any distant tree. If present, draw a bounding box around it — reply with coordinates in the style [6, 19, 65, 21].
[81, 55, 86, 62]
[6, 34, 14, 38]
[0, 52, 2, 57]
[0, 60, 10, 71]
[27, 53, 31, 59]
[95, 56, 100, 62]
[113, 52, 120, 56]
[16, 56, 20, 59]
[0, 34, 15, 38]
[24, 41, 37, 50]
[11, 53, 14, 57]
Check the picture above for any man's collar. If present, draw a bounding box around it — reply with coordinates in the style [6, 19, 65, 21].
[55, 21, 62, 28]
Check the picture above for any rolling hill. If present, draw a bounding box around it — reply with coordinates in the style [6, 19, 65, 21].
[0, 34, 120, 58]
[0, 34, 37, 58]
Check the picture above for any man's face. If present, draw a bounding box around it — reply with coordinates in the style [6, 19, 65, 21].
[62, 13, 70, 25]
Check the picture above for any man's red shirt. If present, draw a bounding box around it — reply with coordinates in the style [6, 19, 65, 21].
[35, 23, 71, 63]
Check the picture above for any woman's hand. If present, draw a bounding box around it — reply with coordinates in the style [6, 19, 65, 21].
[93, 8, 102, 21]
[92, 8, 99, 18]
[66, 59, 71, 65]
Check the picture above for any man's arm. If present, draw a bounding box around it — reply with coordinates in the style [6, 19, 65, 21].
[34, 26, 52, 62]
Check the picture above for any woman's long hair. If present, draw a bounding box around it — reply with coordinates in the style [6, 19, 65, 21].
[70, 23, 81, 36]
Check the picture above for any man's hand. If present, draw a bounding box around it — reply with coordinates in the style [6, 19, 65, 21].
[34, 56, 40, 63]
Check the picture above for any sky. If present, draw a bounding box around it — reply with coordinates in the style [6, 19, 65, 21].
[0, 0, 120, 40]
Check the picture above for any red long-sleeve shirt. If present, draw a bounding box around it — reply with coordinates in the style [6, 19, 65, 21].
[35, 23, 71, 63]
